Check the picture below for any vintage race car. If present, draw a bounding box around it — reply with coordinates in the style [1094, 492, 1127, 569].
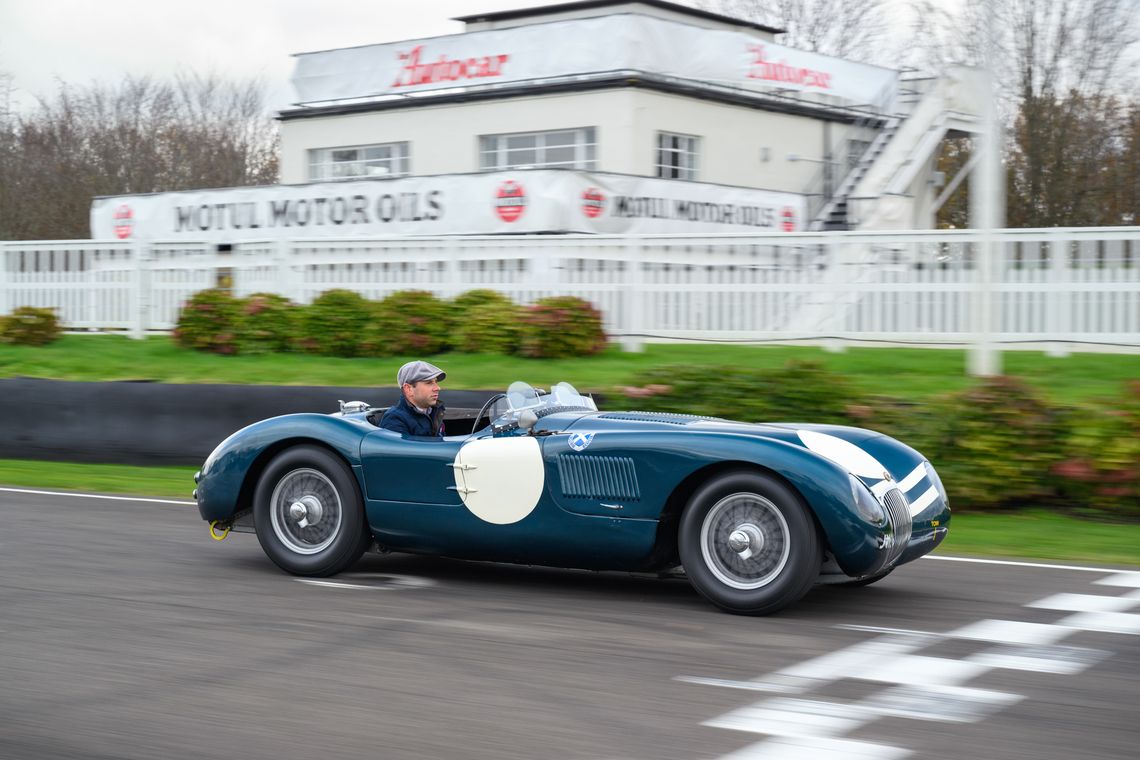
[195, 381, 949, 615]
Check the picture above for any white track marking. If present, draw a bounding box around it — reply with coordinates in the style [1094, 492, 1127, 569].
[861, 684, 1022, 723]
[296, 575, 435, 591]
[859, 655, 993, 687]
[704, 698, 871, 737]
[718, 736, 911, 760]
[924, 555, 1134, 573]
[947, 619, 1074, 646]
[966, 644, 1109, 675]
[296, 579, 385, 590]
[1028, 592, 1140, 613]
[0, 486, 194, 505]
[1057, 611, 1140, 635]
[1095, 572, 1140, 587]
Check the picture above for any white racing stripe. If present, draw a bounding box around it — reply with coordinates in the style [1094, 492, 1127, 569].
[907, 485, 938, 515]
[896, 462, 927, 493]
[0, 486, 194, 506]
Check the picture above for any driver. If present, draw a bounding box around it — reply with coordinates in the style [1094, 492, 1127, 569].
[379, 361, 446, 438]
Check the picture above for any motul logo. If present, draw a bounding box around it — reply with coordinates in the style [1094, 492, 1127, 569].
[747, 44, 832, 90]
[781, 206, 797, 232]
[113, 204, 134, 240]
[495, 181, 526, 223]
[581, 188, 605, 218]
[393, 45, 510, 88]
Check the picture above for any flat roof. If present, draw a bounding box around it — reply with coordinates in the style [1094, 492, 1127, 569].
[453, 0, 783, 35]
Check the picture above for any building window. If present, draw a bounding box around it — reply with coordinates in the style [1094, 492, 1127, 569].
[308, 142, 410, 180]
[479, 127, 596, 171]
[656, 132, 699, 180]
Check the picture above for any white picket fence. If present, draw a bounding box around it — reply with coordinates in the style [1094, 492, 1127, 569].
[2, 229, 1138, 355]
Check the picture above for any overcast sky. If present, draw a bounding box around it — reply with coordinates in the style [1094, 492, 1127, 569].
[0, 0, 550, 113]
[1, 0, 940, 115]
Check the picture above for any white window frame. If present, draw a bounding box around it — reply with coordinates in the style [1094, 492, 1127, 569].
[479, 127, 597, 171]
[308, 142, 410, 181]
[655, 131, 700, 180]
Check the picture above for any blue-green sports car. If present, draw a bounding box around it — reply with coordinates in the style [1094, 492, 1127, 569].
[195, 381, 949, 615]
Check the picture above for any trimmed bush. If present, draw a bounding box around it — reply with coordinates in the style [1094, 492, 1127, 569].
[919, 376, 1070, 510]
[0, 306, 62, 346]
[451, 288, 514, 312]
[455, 301, 524, 354]
[615, 360, 866, 424]
[173, 289, 242, 354]
[297, 289, 373, 357]
[1053, 382, 1140, 518]
[518, 296, 607, 358]
[368, 290, 454, 356]
[237, 293, 300, 355]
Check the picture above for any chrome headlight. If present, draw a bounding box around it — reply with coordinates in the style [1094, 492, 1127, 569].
[925, 461, 949, 508]
[849, 474, 887, 526]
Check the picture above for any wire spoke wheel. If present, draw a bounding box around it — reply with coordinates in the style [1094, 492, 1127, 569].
[700, 493, 790, 590]
[254, 445, 369, 577]
[270, 468, 343, 555]
[679, 471, 820, 615]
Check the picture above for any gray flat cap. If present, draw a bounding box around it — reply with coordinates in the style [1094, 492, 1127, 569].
[397, 360, 446, 387]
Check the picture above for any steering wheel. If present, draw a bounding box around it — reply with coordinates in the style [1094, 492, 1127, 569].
[470, 393, 506, 437]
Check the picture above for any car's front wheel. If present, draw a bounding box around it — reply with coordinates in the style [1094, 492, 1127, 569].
[679, 471, 821, 615]
[253, 445, 370, 576]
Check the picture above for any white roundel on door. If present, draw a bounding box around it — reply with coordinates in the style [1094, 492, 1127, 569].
[452, 437, 545, 524]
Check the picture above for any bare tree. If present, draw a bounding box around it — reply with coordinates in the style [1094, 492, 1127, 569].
[907, 0, 1139, 227]
[705, 0, 893, 63]
[0, 72, 278, 240]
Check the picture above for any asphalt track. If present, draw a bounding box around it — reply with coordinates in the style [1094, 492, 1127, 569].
[1, 487, 1138, 760]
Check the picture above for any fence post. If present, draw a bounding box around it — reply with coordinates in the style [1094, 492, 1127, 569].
[823, 238, 847, 353]
[621, 237, 644, 352]
[0, 243, 8, 317]
[1046, 234, 1070, 358]
[129, 242, 147, 339]
[968, 231, 1002, 375]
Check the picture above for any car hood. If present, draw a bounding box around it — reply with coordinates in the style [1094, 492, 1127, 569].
[549, 410, 913, 485]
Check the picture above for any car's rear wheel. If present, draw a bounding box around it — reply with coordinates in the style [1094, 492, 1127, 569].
[254, 445, 370, 576]
[679, 471, 820, 615]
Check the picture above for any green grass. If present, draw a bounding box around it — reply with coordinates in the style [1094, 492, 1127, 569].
[939, 510, 1140, 566]
[2, 335, 1138, 406]
[1, 459, 1136, 566]
[0, 459, 198, 499]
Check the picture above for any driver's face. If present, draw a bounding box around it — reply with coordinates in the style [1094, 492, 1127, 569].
[405, 377, 441, 408]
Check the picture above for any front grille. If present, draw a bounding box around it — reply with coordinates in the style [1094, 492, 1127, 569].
[557, 455, 641, 501]
[882, 487, 913, 565]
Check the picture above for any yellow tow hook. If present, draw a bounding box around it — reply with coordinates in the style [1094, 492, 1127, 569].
[209, 520, 232, 541]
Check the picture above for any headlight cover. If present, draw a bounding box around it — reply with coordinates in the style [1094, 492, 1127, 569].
[850, 474, 887, 526]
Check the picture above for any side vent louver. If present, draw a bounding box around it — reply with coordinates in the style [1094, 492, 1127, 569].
[557, 455, 641, 501]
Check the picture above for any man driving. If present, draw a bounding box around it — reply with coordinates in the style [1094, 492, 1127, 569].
[379, 360, 446, 438]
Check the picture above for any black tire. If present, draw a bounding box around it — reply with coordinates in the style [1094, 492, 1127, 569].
[253, 445, 370, 576]
[679, 471, 821, 615]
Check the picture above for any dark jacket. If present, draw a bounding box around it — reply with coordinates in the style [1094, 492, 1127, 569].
[379, 396, 446, 438]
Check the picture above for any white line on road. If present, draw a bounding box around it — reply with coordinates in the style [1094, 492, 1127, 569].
[0, 486, 194, 506]
[924, 554, 1132, 573]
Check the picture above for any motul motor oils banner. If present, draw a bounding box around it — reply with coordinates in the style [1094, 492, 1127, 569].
[90, 170, 806, 241]
[290, 14, 897, 109]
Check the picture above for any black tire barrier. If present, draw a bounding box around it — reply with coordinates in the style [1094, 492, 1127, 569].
[0, 377, 497, 466]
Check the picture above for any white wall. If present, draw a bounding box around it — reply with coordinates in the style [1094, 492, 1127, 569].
[279, 88, 827, 195]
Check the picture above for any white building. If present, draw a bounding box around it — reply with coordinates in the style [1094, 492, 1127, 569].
[91, 0, 984, 241]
